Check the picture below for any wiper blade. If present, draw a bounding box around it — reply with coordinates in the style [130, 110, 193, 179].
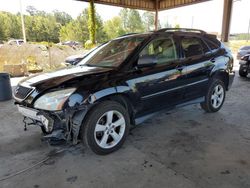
[80, 64, 115, 68]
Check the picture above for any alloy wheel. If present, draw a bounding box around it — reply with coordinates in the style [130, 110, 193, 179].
[94, 110, 126, 149]
[211, 84, 224, 109]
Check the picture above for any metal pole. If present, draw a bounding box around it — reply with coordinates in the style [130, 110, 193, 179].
[154, 0, 159, 31]
[247, 18, 250, 42]
[191, 16, 194, 28]
[19, 0, 26, 43]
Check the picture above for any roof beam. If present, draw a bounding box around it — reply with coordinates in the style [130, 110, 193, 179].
[77, 0, 211, 11]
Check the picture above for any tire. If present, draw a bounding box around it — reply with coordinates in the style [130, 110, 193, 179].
[200, 79, 226, 113]
[239, 65, 248, 77]
[82, 101, 130, 155]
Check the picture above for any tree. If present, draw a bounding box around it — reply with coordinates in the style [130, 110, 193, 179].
[104, 16, 126, 40]
[88, 0, 96, 45]
[142, 11, 155, 31]
[53, 10, 72, 26]
[119, 9, 145, 33]
[174, 24, 180, 28]
[0, 12, 22, 40]
[59, 8, 107, 44]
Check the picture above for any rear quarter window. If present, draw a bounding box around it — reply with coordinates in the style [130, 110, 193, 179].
[204, 35, 221, 50]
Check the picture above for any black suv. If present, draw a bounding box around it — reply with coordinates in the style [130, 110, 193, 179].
[14, 28, 235, 155]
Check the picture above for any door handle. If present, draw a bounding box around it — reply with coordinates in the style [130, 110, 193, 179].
[175, 65, 185, 72]
[210, 58, 216, 63]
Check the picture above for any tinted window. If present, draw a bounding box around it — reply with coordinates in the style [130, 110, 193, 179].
[139, 38, 177, 65]
[205, 40, 219, 50]
[181, 37, 209, 58]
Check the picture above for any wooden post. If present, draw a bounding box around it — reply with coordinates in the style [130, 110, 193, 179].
[221, 0, 233, 42]
[155, 0, 159, 31]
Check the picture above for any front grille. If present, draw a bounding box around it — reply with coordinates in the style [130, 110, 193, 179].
[14, 85, 34, 101]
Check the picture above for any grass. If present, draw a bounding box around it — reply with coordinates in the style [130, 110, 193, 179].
[225, 40, 250, 53]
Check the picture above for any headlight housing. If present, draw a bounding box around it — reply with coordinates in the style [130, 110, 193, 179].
[34, 88, 76, 111]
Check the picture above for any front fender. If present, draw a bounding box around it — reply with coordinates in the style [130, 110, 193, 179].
[87, 86, 131, 104]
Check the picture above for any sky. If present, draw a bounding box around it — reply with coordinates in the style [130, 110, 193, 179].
[0, 0, 249, 34]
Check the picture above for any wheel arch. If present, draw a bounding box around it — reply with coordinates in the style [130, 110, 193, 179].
[92, 93, 136, 125]
[210, 70, 229, 90]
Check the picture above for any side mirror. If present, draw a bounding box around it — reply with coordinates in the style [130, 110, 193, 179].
[137, 55, 157, 68]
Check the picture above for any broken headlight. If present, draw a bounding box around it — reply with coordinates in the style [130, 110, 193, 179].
[34, 88, 76, 111]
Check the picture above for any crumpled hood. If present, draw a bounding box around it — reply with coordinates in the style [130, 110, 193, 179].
[19, 65, 112, 89]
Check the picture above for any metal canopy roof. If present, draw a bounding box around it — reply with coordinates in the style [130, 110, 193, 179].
[78, 0, 211, 11]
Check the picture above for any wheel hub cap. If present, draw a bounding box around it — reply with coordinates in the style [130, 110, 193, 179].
[94, 110, 126, 149]
[211, 84, 224, 109]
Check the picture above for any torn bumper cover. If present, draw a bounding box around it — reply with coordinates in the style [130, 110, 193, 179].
[17, 105, 88, 145]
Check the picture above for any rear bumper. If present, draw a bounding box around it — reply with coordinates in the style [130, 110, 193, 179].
[228, 71, 235, 90]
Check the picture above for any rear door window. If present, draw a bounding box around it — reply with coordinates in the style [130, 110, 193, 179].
[181, 37, 209, 58]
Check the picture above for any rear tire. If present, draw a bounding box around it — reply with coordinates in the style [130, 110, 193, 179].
[82, 101, 130, 155]
[239, 65, 248, 77]
[200, 79, 226, 113]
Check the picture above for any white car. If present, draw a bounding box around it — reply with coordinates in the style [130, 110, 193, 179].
[8, 39, 24, 46]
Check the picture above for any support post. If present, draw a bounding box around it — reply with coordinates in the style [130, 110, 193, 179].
[154, 0, 159, 31]
[19, 0, 26, 43]
[221, 0, 233, 42]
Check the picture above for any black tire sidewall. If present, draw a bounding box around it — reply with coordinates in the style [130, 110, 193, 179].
[83, 101, 130, 155]
[239, 65, 248, 77]
[206, 79, 226, 112]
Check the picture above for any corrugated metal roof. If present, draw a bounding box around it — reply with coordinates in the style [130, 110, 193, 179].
[78, 0, 210, 11]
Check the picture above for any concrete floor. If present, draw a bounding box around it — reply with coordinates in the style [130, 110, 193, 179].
[1, 71, 250, 188]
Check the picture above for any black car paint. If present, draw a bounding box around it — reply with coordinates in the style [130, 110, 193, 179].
[15, 31, 234, 144]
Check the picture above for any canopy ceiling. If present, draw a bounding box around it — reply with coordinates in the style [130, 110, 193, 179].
[78, 0, 211, 11]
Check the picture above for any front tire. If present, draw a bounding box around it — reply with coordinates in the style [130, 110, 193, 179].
[239, 65, 248, 77]
[200, 79, 226, 113]
[82, 101, 130, 155]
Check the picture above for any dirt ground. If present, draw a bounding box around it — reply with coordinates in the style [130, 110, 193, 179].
[0, 43, 85, 72]
[0, 67, 250, 188]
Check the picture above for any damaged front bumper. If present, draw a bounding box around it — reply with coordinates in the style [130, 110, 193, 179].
[17, 105, 89, 145]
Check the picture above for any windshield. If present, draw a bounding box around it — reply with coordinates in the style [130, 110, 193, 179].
[78, 36, 146, 67]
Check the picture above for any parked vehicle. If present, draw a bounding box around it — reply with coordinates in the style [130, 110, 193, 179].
[8, 39, 24, 46]
[239, 54, 250, 77]
[62, 41, 80, 48]
[237, 46, 250, 60]
[14, 28, 235, 155]
[64, 54, 85, 66]
[64, 48, 96, 66]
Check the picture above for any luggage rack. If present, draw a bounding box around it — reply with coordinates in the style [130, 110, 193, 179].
[156, 28, 207, 35]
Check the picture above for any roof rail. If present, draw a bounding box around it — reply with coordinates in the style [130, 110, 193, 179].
[156, 28, 206, 35]
[119, 33, 138, 37]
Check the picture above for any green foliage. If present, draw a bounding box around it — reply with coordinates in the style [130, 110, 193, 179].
[104, 16, 126, 40]
[0, 12, 22, 40]
[88, 0, 96, 45]
[60, 8, 107, 44]
[174, 24, 180, 28]
[120, 9, 145, 33]
[85, 40, 96, 49]
[0, 7, 165, 48]
[25, 15, 60, 43]
[142, 12, 155, 31]
[53, 10, 72, 26]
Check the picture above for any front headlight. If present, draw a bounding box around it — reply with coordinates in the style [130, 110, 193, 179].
[34, 88, 76, 111]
